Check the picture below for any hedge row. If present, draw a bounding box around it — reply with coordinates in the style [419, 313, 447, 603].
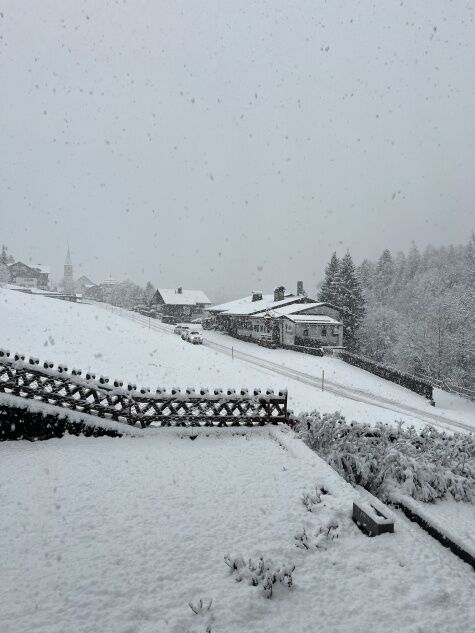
[339, 351, 434, 401]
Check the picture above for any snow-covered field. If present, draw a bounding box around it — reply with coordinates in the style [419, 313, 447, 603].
[1, 288, 475, 632]
[1, 288, 474, 433]
[1, 427, 474, 633]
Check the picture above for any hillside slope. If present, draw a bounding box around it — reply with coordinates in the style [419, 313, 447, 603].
[1, 288, 474, 431]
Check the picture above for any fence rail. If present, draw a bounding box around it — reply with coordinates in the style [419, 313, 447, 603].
[0, 350, 289, 435]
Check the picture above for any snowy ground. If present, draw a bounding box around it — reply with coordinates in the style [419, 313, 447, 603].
[396, 496, 475, 561]
[1, 288, 474, 433]
[1, 427, 474, 633]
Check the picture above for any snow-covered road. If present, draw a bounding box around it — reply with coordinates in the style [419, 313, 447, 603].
[116, 307, 475, 434]
[1, 288, 474, 433]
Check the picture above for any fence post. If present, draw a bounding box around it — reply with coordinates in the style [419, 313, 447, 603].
[322, 370, 325, 392]
[232, 346, 234, 361]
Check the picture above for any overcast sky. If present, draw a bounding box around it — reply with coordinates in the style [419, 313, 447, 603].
[1, 0, 474, 301]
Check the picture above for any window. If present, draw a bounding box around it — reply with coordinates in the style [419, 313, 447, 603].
[321, 327, 327, 337]
[303, 328, 309, 337]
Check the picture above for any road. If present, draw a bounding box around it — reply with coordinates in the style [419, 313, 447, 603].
[107, 307, 474, 434]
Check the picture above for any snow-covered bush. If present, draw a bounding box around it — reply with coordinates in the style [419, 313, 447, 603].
[225, 554, 295, 599]
[301, 485, 329, 512]
[296, 412, 475, 503]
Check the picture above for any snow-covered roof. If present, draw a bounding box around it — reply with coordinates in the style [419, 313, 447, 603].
[100, 277, 120, 286]
[77, 275, 96, 286]
[285, 314, 341, 325]
[268, 302, 332, 317]
[225, 295, 305, 316]
[209, 294, 274, 313]
[33, 265, 50, 275]
[9, 261, 50, 275]
[157, 288, 212, 306]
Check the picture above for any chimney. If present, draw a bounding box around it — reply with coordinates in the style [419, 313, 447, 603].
[274, 285, 285, 302]
[177, 286, 182, 294]
[251, 291, 263, 302]
[297, 281, 305, 296]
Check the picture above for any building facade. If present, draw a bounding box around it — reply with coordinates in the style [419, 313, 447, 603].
[208, 283, 344, 349]
[75, 275, 96, 297]
[8, 262, 50, 289]
[152, 287, 212, 323]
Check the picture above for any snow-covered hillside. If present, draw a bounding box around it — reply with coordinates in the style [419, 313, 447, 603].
[1, 428, 474, 633]
[1, 288, 474, 432]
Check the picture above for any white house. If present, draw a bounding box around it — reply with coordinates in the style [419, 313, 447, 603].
[152, 287, 212, 323]
[208, 283, 344, 349]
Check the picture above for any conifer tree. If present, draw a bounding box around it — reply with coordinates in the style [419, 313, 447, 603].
[338, 251, 365, 350]
[318, 252, 341, 305]
[374, 249, 395, 302]
[1, 245, 9, 265]
[405, 242, 420, 281]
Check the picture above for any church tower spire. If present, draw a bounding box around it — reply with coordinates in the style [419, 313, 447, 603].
[64, 246, 74, 295]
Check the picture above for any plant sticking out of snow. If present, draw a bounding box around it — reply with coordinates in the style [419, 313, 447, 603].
[188, 598, 213, 615]
[301, 485, 330, 512]
[295, 519, 341, 551]
[297, 412, 475, 504]
[224, 554, 295, 599]
[223, 554, 246, 572]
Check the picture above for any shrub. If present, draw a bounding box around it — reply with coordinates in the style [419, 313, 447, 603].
[296, 412, 475, 503]
[225, 554, 295, 599]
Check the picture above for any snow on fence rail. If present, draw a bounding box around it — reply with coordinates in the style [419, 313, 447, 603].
[0, 349, 289, 433]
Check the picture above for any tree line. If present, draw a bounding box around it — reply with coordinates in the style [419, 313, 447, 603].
[318, 235, 475, 390]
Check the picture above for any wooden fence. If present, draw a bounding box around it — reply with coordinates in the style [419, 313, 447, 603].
[0, 350, 289, 437]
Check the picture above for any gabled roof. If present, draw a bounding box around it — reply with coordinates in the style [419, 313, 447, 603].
[156, 288, 212, 306]
[100, 277, 120, 286]
[284, 314, 341, 325]
[209, 294, 274, 313]
[225, 295, 307, 317]
[77, 275, 96, 286]
[33, 265, 50, 275]
[9, 261, 50, 275]
[267, 302, 334, 317]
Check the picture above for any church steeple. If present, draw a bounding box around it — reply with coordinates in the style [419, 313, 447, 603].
[64, 246, 74, 294]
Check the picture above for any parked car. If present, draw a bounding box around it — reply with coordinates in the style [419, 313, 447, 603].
[174, 323, 186, 335]
[257, 333, 277, 349]
[163, 315, 179, 325]
[180, 326, 191, 340]
[187, 330, 203, 345]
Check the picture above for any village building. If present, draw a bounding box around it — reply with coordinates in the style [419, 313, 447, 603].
[75, 275, 97, 296]
[84, 277, 120, 302]
[152, 287, 212, 323]
[208, 283, 344, 349]
[0, 261, 8, 286]
[8, 262, 50, 290]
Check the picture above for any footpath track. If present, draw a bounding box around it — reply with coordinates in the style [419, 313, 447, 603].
[107, 307, 474, 434]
